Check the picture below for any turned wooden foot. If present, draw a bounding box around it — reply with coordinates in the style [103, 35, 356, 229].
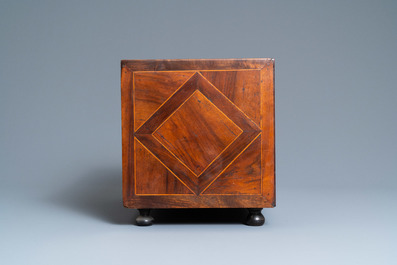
[246, 208, 265, 226]
[136, 209, 154, 226]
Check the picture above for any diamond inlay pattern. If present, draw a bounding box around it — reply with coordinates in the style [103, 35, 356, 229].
[154, 91, 242, 176]
[134, 72, 261, 195]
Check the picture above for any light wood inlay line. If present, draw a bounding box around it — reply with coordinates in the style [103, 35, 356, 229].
[152, 133, 198, 177]
[134, 137, 196, 194]
[260, 69, 263, 195]
[135, 73, 199, 135]
[151, 89, 199, 136]
[134, 72, 196, 133]
[133, 69, 260, 74]
[133, 72, 136, 196]
[197, 127, 243, 178]
[195, 90, 244, 136]
[135, 194, 195, 196]
[198, 72, 261, 129]
[135, 133, 199, 192]
[200, 133, 262, 195]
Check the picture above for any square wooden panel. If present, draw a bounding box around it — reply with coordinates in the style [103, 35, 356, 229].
[121, 59, 275, 208]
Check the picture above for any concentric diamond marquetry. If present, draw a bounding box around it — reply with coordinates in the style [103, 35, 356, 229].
[135, 72, 261, 194]
[153, 91, 242, 176]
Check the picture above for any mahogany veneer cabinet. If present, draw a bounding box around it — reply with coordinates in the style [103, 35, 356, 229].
[121, 58, 275, 226]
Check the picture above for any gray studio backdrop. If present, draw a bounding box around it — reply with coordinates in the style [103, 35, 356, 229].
[1, 1, 396, 264]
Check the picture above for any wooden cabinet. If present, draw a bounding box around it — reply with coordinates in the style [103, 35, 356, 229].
[121, 59, 275, 226]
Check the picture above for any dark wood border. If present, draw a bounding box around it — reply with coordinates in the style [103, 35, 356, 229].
[121, 58, 275, 208]
[124, 195, 272, 209]
[121, 58, 272, 71]
[121, 66, 134, 201]
[260, 59, 275, 207]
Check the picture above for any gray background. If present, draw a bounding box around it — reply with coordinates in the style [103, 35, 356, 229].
[1, 0, 396, 264]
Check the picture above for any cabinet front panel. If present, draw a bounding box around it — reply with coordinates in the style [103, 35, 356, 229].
[121, 59, 274, 208]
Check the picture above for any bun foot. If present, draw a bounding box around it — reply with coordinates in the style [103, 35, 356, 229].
[136, 209, 154, 226]
[246, 208, 265, 226]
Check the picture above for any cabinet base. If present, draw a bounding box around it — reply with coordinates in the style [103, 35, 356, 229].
[136, 209, 154, 226]
[246, 208, 265, 226]
[135, 208, 265, 226]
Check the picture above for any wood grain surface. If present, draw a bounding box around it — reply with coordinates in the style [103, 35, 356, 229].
[154, 91, 241, 176]
[134, 71, 194, 129]
[121, 58, 275, 208]
[135, 139, 194, 195]
[203, 136, 262, 195]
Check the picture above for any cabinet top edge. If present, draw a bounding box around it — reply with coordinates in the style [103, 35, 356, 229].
[121, 58, 274, 62]
[121, 58, 274, 71]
